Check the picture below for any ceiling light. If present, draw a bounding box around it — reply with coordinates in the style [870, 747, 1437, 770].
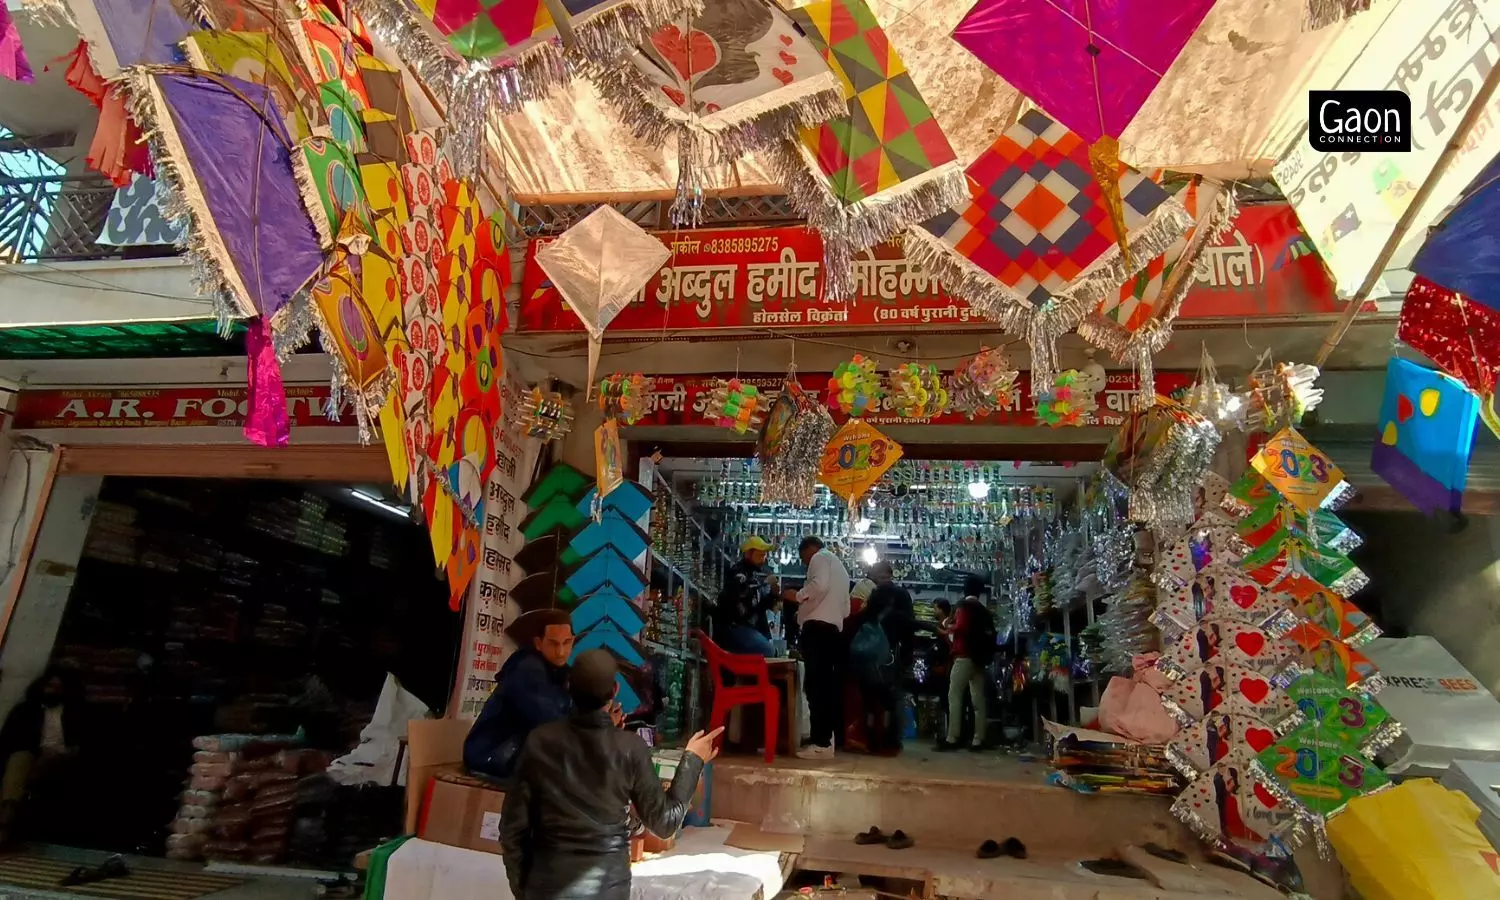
[967, 481, 990, 500]
[930, 560, 947, 570]
[854, 517, 873, 534]
[349, 488, 412, 518]
[861, 544, 879, 565]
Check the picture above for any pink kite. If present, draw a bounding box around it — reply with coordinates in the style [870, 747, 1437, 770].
[952, 0, 1219, 145]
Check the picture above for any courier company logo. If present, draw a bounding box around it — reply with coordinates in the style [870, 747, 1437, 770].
[1309, 91, 1412, 152]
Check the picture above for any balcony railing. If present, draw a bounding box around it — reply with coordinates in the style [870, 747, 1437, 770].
[0, 173, 177, 264]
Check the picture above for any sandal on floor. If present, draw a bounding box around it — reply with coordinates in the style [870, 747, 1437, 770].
[1143, 842, 1188, 865]
[1080, 858, 1149, 880]
[977, 837, 1027, 859]
[853, 826, 886, 846]
[885, 829, 914, 850]
[977, 839, 1002, 859]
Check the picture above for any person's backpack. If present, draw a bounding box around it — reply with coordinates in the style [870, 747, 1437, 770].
[961, 599, 999, 665]
[849, 612, 895, 686]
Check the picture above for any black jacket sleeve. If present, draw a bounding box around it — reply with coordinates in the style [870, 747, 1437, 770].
[626, 743, 705, 839]
[500, 747, 535, 896]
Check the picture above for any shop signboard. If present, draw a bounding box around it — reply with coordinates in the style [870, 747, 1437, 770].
[636, 370, 1195, 429]
[1273, 1, 1500, 298]
[515, 212, 1338, 333]
[12, 385, 346, 429]
[455, 370, 542, 719]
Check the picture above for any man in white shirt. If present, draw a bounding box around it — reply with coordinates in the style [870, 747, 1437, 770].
[792, 536, 851, 760]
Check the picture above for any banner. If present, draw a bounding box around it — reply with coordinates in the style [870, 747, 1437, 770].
[635, 370, 1194, 429]
[13, 385, 344, 429]
[517, 214, 1339, 333]
[454, 368, 542, 719]
[1274, 2, 1500, 298]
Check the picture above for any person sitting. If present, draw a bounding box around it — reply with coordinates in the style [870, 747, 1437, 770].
[0, 667, 86, 844]
[501, 650, 722, 900]
[464, 609, 575, 781]
[711, 536, 779, 657]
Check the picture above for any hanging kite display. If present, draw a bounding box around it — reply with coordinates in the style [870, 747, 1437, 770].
[826, 354, 882, 417]
[777, 0, 967, 298]
[535, 207, 671, 389]
[1398, 277, 1500, 437]
[819, 418, 903, 507]
[0, 6, 31, 83]
[948, 347, 1020, 419]
[589, 0, 845, 227]
[1371, 358, 1481, 517]
[1080, 176, 1236, 382]
[125, 70, 327, 329]
[761, 376, 835, 508]
[952, 0, 1217, 269]
[598, 372, 652, 424]
[904, 110, 1190, 390]
[1409, 153, 1500, 314]
[885, 363, 948, 420]
[705, 378, 765, 434]
[521, 386, 576, 441]
[358, 0, 702, 179]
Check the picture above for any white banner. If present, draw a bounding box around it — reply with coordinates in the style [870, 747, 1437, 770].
[1363, 636, 1500, 775]
[453, 366, 543, 719]
[1275, 0, 1500, 297]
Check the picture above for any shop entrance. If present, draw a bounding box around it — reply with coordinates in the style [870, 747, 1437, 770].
[3, 473, 455, 867]
[643, 452, 1120, 765]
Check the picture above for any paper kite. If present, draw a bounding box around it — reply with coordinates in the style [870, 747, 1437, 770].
[535, 206, 671, 388]
[1081, 175, 1235, 365]
[363, 0, 699, 178]
[953, 0, 1217, 269]
[591, 0, 845, 227]
[1411, 153, 1500, 314]
[181, 30, 318, 141]
[58, 0, 187, 76]
[1371, 358, 1480, 517]
[904, 109, 1190, 387]
[0, 5, 31, 84]
[125, 71, 325, 329]
[779, 0, 967, 298]
[1398, 276, 1500, 437]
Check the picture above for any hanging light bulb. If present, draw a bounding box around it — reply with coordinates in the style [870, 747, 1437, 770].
[854, 517, 873, 534]
[861, 544, 879, 565]
[931, 560, 947, 570]
[967, 481, 990, 500]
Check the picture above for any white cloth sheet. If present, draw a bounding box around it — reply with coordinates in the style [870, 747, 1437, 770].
[382, 825, 783, 900]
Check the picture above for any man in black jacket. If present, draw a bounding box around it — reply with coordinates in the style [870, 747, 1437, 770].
[464, 609, 576, 781]
[501, 650, 722, 899]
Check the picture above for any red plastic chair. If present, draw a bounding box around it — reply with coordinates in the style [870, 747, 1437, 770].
[695, 629, 780, 763]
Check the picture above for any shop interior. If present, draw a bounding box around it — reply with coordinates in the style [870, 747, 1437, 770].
[640, 452, 1131, 761]
[26, 476, 456, 865]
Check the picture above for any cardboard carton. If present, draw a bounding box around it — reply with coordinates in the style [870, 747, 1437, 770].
[418, 767, 508, 855]
[404, 718, 471, 834]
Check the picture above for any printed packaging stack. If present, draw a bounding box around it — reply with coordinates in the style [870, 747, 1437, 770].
[167, 733, 315, 862]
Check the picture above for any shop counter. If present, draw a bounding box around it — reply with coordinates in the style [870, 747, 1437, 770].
[378, 824, 787, 900]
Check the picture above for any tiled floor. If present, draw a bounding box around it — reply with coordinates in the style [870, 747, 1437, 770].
[0, 846, 337, 900]
[714, 745, 1049, 786]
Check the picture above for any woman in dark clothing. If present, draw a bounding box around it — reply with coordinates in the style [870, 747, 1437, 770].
[850, 563, 915, 753]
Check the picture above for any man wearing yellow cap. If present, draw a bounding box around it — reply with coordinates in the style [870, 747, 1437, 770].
[711, 536, 780, 657]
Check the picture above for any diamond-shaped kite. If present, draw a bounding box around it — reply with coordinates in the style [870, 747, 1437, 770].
[953, 0, 1218, 271]
[536, 206, 671, 387]
[1370, 358, 1480, 517]
[818, 418, 902, 507]
[778, 0, 967, 298]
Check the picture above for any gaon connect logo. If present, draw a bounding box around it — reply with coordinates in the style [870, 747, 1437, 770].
[1309, 90, 1412, 152]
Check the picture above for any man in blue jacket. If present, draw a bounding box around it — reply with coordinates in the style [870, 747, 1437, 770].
[464, 609, 575, 781]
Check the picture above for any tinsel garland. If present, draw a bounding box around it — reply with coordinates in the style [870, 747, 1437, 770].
[773, 142, 969, 300]
[903, 198, 1194, 393]
[1076, 185, 1239, 407]
[355, 0, 703, 180]
[1303, 0, 1372, 30]
[760, 402, 836, 508]
[1097, 574, 1158, 674]
[584, 43, 846, 229]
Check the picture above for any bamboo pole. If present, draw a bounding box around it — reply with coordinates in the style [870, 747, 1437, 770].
[1313, 63, 1500, 367]
[539, 0, 580, 46]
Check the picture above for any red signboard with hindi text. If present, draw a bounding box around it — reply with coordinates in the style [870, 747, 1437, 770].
[517, 208, 1338, 333]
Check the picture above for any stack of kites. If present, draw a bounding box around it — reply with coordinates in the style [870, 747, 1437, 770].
[51, 0, 519, 609]
[1102, 397, 1220, 531]
[759, 376, 836, 508]
[1150, 437, 1401, 862]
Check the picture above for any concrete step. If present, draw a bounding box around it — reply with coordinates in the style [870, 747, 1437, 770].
[790, 836, 1287, 900]
[711, 752, 1192, 860]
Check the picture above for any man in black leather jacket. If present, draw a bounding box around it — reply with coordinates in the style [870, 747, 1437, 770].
[500, 650, 722, 899]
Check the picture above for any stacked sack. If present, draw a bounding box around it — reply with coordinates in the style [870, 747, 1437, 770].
[168, 734, 330, 863]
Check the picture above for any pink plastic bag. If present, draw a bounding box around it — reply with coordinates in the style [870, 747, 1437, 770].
[1097, 654, 1181, 744]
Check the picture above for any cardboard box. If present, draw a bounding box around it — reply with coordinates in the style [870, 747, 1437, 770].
[418, 768, 508, 855]
[404, 718, 472, 834]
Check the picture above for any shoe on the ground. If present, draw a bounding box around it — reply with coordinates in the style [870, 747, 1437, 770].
[853, 826, 885, 845]
[885, 829, 914, 850]
[796, 743, 834, 760]
[934, 740, 961, 752]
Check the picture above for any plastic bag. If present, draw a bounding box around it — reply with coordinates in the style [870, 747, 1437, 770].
[1328, 778, 1500, 900]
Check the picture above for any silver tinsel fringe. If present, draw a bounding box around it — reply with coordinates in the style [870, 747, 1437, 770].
[122, 67, 250, 333]
[761, 402, 835, 508]
[1077, 186, 1238, 365]
[772, 142, 968, 300]
[20, 0, 75, 28]
[1303, 0, 1372, 30]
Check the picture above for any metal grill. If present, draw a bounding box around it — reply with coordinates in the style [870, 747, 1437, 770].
[516, 194, 802, 237]
[0, 174, 129, 263]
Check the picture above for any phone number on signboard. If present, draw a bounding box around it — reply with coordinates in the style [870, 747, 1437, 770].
[702, 236, 780, 254]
